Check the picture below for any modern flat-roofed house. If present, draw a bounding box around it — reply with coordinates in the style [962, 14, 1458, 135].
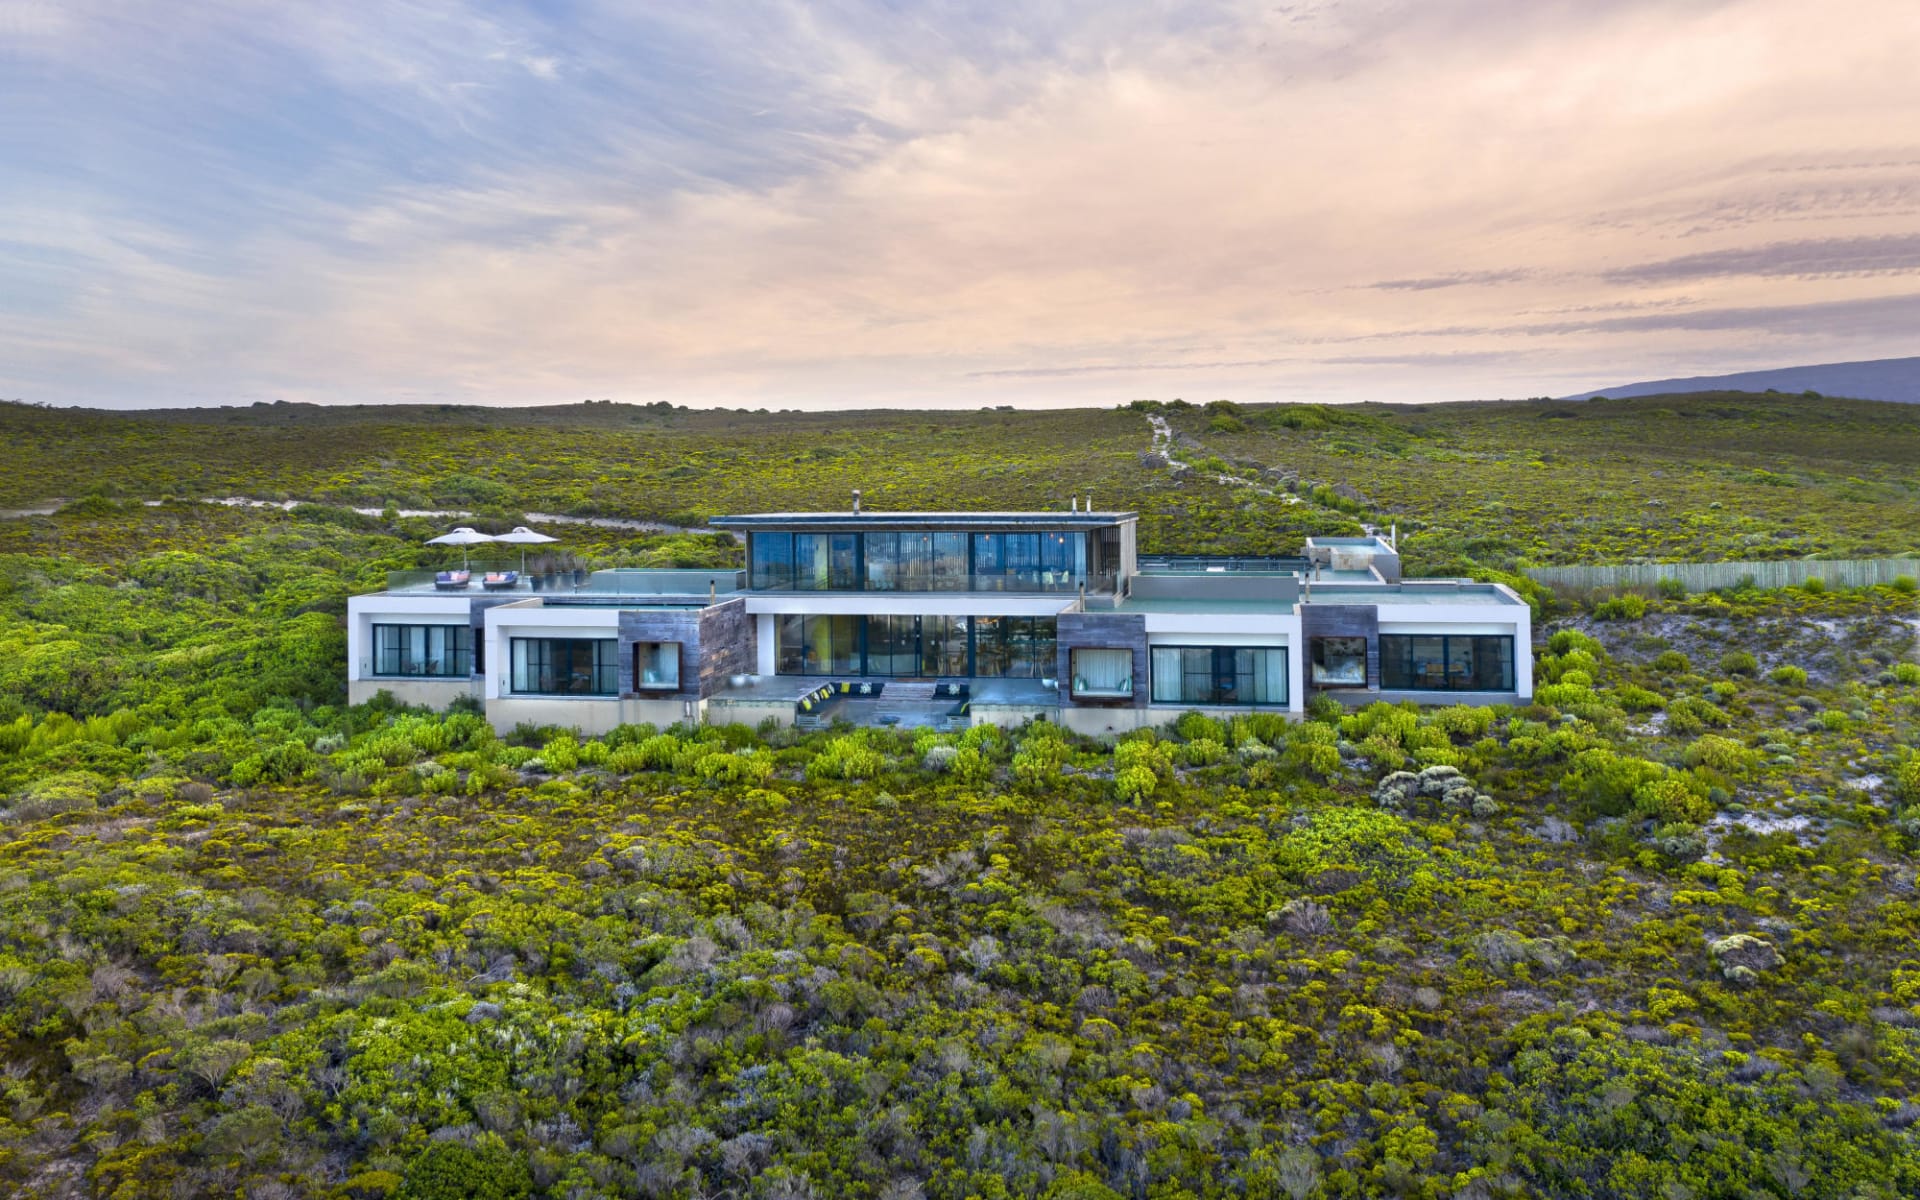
[345, 509, 1531, 734]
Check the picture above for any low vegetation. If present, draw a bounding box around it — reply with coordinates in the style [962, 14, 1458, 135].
[2, 398, 1919, 1197]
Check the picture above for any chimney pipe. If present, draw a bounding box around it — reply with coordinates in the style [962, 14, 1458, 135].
[852, 488, 861, 515]
[1085, 492, 1093, 512]
[1071, 496, 1078, 512]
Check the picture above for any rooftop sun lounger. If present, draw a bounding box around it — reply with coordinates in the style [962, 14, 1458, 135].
[482, 570, 519, 590]
[434, 570, 472, 591]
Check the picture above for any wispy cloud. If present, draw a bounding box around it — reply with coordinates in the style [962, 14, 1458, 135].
[1365, 270, 1536, 292]
[1603, 235, 1920, 283]
[1, 0, 1917, 408]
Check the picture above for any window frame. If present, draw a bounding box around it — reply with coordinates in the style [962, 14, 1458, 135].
[509, 637, 620, 696]
[1070, 647, 1134, 699]
[633, 641, 683, 691]
[1309, 635, 1370, 688]
[371, 623, 473, 678]
[1378, 634, 1516, 692]
[1150, 645, 1289, 707]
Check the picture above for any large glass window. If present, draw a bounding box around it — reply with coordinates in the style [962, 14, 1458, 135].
[634, 642, 681, 690]
[1150, 646, 1287, 706]
[976, 616, 1057, 678]
[921, 616, 969, 676]
[931, 533, 968, 590]
[792, 533, 858, 591]
[776, 615, 861, 675]
[1041, 531, 1087, 587]
[973, 532, 1084, 591]
[772, 614, 1055, 678]
[1071, 648, 1133, 698]
[1380, 635, 1515, 691]
[750, 532, 795, 589]
[865, 532, 903, 591]
[1310, 636, 1369, 687]
[867, 613, 919, 676]
[372, 624, 473, 677]
[510, 638, 618, 695]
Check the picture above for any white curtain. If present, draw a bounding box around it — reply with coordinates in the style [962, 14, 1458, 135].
[1244, 648, 1286, 703]
[1074, 648, 1132, 695]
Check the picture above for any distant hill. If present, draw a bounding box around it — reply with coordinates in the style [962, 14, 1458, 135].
[1562, 356, 1920, 405]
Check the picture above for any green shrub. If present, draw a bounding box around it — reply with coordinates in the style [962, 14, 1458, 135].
[1891, 575, 1918, 594]
[1593, 594, 1647, 620]
[1683, 734, 1761, 775]
[1174, 711, 1227, 744]
[1613, 684, 1665, 712]
[1429, 705, 1495, 739]
[1284, 722, 1342, 778]
[1633, 776, 1712, 825]
[1656, 577, 1688, 599]
[1113, 765, 1158, 803]
[1652, 650, 1691, 673]
[807, 735, 885, 781]
[693, 750, 773, 785]
[1894, 757, 1920, 804]
[1893, 662, 1920, 686]
[395, 1140, 532, 1200]
[1115, 737, 1174, 780]
[541, 735, 580, 772]
[1719, 650, 1758, 676]
[1768, 664, 1808, 686]
[9, 770, 110, 820]
[1178, 737, 1229, 767]
[1567, 749, 1667, 815]
[1548, 629, 1606, 658]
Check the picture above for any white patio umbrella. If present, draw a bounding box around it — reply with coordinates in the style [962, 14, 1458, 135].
[425, 526, 496, 569]
[491, 525, 558, 573]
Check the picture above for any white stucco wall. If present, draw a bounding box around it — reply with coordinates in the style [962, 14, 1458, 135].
[345, 593, 476, 683]
[1369, 595, 1533, 700]
[481, 602, 624, 701]
[1138, 610, 1303, 713]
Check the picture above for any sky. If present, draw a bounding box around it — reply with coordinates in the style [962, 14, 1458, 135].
[3, 0, 1919, 410]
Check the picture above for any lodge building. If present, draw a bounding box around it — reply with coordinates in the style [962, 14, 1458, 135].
[345, 509, 1532, 734]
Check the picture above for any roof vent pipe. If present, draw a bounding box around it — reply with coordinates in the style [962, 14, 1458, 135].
[851, 489, 861, 515]
[1085, 492, 1093, 512]
[1071, 496, 1078, 512]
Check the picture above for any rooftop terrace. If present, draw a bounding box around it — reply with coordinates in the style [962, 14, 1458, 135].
[710, 510, 1137, 530]
[382, 567, 744, 599]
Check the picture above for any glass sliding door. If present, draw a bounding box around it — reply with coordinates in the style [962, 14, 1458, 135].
[372, 624, 473, 676]
[922, 616, 969, 676]
[867, 614, 919, 676]
[509, 637, 618, 695]
[775, 615, 863, 674]
[1150, 646, 1287, 706]
[1379, 634, 1515, 691]
[973, 616, 1056, 678]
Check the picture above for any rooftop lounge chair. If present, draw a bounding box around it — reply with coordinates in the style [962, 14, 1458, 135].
[434, 569, 471, 591]
[482, 570, 519, 591]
